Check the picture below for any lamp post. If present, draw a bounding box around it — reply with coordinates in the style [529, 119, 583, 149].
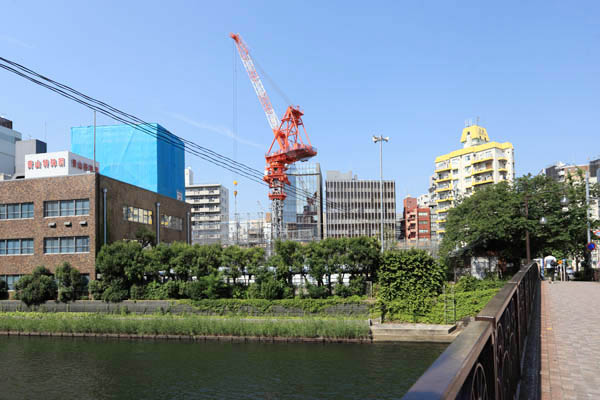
[373, 135, 389, 253]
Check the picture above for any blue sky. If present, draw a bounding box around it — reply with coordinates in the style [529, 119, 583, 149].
[1, 0, 599, 214]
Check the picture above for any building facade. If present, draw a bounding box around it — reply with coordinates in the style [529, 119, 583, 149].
[283, 163, 323, 242]
[0, 171, 190, 288]
[186, 183, 229, 245]
[71, 123, 185, 201]
[325, 171, 396, 241]
[403, 196, 432, 240]
[430, 124, 515, 237]
[0, 117, 22, 177]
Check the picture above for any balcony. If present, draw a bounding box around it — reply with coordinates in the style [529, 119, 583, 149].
[435, 166, 451, 173]
[471, 167, 494, 176]
[435, 186, 453, 193]
[473, 178, 494, 186]
[436, 197, 454, 203]
[471, 157, 493, 165]
[436, 175, 452, 183]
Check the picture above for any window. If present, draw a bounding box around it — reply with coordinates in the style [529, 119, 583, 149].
[75, 199, 89, 215]
[418, 212, 428, 217]
[44, 199, 89, 217]
[60, 237, 75, 253]
[161, 215, 183, 231]
[44, 201, 59, 217]
[44, 238, 60, 254]
[76, 237, 89, 253]
[419, 220, 428, 225]
[44, 236, 89, 254]
[0, 275, 24, 290]
[123, 206, 153, 225]
[0, 203, 34, 220]
[419, 229, 429, 233]
[0, 239, 34, 255]
[60, 200, 74, 216]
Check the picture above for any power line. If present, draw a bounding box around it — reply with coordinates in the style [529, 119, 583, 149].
[0, 56, 348, 213]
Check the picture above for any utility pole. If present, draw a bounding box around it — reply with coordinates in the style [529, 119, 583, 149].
[373, 135, 389, 253]
[93, 110, 96, 173]
[586, 170, 591, 244]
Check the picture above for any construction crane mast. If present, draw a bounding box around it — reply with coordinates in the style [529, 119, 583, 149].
[231, 33, 317, 240]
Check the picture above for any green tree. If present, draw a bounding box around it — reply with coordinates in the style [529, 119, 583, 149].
[55, 262, 87, 302]
[270, 240, 303, 287]
[169, 241, 198, 281]
[378, 249, 444, 315]
[346, 236, 381, 282]
[15, 266, 58, 306]
[134, 226, 156, 248]
[221, 245, 244, 284]
[95, 241, 145, 302]
[194, 243, 222, 277]
[244, 247, 265, 283]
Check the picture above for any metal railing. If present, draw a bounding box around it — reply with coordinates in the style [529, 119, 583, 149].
[402, 262, 539, 399]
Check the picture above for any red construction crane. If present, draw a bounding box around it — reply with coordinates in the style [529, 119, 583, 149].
[231, 33, 317, 239]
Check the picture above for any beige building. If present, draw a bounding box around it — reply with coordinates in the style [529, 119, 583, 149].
[430, 124, 515, 237]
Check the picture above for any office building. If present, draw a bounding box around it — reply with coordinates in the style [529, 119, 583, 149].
[71, 123, 185, 201]
[283, 163, 323, 242]
[185, 176, 229, 245]
[0, 117, 22, 177]
[325, 170, 396, 241]
[430, 123, 515, 236]
[0, 151, 191, 288]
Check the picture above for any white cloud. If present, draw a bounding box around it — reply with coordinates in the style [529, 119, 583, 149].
[168, 112, 262, 149]
[0, 35, 34, 49]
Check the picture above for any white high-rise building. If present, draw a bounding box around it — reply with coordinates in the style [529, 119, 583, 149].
[430, 123, 515, 237]
[185, 170, 229, 245]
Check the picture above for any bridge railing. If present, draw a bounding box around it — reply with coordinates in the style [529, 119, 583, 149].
[402, 262, 540, 400]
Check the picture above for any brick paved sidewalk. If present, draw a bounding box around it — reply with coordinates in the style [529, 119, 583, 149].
[541, 281, 600, 399]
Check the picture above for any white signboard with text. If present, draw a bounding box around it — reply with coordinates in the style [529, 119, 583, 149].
[24, 151, 99, 179]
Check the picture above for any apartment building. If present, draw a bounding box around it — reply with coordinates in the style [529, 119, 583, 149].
[403, 196, 431, 240]
[325, 171, 396, 242]
[186, 180, 229, 245]
[430, 123, 515, 237]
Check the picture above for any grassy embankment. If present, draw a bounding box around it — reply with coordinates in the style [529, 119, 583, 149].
[0, 312, 370, 339]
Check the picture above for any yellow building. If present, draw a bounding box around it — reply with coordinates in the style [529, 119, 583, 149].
[430, 124, 515, 236]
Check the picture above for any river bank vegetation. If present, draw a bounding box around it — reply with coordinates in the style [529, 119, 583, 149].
[0, 312, 370, 339]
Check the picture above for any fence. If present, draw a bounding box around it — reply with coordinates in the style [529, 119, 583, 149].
[402, 262, 539, 399]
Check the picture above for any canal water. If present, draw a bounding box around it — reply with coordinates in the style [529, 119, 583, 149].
[0, 336, 445, 399]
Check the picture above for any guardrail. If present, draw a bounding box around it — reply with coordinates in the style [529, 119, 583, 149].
[402, 262, 539, 399]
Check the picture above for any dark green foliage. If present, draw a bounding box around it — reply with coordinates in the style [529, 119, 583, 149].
[88, 280, 105, 300]
[307, 284, 329, 299]
[100, 279, 129, 303]
[0, 279, 8, 300]
[383, 288, 499, 324]
[15, 266, 58, 306]
[348, 275, 367, 296]
[129, 284, 146, 300]
[440, 174, 600, 272]
[134, 226, 156, 248]
[454, 276, 506, 292]
[378, 249, 445, 315]
[55, 262, 87, 303]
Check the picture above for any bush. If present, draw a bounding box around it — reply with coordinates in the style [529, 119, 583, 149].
[307, 284, 329, 299]
[88, 280, 106, 300]
[129, 284, 147, 300]
[55, 262, 87, 303]
[348, 275, 366, 296]
[377, 249, 445, 316]
[15, 266, 58, 306]
[334, 283, 353, 298]
[101, 279, 129, 303]
[454, 275, 506, 293]
[0, 279, 8, 300]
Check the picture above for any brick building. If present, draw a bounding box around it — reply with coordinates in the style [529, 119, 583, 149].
[403, 196, 431, 240]
[0, 172, 190, 288]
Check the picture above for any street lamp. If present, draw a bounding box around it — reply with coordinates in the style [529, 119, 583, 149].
[525, 193, 570, 263]
[373, 135, 389, 253]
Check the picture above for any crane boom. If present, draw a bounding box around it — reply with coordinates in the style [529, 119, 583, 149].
[230, 33, 280, 131]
